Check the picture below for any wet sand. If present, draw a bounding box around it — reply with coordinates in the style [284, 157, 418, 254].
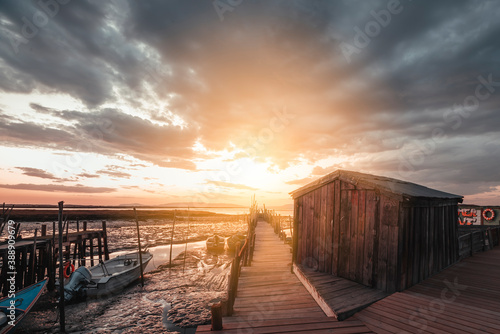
[16, 247, 231, 333]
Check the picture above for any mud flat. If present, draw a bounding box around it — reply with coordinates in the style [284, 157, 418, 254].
[16, 247, 231, 333]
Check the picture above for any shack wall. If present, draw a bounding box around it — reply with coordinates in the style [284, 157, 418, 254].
[295, 181, 459, 293]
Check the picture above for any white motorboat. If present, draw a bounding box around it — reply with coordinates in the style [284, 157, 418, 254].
[64, 251, 152, 301]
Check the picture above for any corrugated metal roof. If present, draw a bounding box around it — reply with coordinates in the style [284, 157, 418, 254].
[290, 169, 463, 200]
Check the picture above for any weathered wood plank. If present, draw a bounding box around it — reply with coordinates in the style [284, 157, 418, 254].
[339, 186, 351, 278]
[348, 189, 359, 281]
[314, 188, 321, 269]
[319, 185, 327, 272]
[332, 179, 341, 276]
[355, 247, 500, 334]
[363, 191, 377, 287]
[325, 182, 334, 274]
[376, 197, 388, 291]
[356, 190, 366, 284]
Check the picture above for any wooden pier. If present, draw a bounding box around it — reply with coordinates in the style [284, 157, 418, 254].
[197, 220, 374, 333]
[198, 213, 500, 334]
[0, 221, 109, 294]
[353, 246, 500, 333]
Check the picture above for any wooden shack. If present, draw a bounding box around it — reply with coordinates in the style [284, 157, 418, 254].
[290, 170, 463, 293]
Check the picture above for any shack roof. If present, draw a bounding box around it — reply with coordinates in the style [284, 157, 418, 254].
[290, 169, 463, 201]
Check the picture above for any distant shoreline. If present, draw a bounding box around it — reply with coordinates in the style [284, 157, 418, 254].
[7, 208, 236, 222]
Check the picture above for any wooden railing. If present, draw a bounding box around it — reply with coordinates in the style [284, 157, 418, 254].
[210, 210, 257, 330]
[226, 227, 255, 316]
[458, 226, 500, 259]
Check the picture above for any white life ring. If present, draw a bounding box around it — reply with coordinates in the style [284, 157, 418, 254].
[483, 208, 495, 221]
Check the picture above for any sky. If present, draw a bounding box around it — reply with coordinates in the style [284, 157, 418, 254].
[0, 0, 499, 207]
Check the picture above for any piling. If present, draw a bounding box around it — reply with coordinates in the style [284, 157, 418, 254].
[134, 208, 145, 287]
[211, 303, 223, 331]
[57, 201, 65, 333]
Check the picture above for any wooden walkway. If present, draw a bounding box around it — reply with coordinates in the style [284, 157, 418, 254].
[354, 246, 500, 333]
[197, 220, 373, 333]
[294, 264, 388, 320]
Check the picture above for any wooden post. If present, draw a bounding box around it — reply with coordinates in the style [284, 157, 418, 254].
[19, 248, 27, 289]
[41, 224, 47, 237]
[76, 221, 79, 233]
[183, 208, 189, 273]
[211, 303, 223, 331]
[83, 221, 87, 231]
[47, 239, 55, 291]
[233, 244, 241, 295]
[102, 221, 109, 260]
[81, 239, 86, 266]
[97, 235, 103, 261]
[72, 240, 78, 266]
[31, 229, 38, 284]
[89, 237, 95, 267]
[169, 210, 176, 273]
[133, 208, 145, 287]
[227, 260, 235, 316]
[57, 201, 65, 333]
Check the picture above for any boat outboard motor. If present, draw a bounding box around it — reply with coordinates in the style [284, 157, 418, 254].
[64, 266, 92, 302]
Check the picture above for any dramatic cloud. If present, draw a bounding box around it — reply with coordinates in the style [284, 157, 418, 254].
[0, 1, 499, 204]
[16, 167, 59, 180]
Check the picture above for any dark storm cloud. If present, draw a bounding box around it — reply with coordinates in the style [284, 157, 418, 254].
[1, 0, 499, 195]
[1, 107, 198, 169]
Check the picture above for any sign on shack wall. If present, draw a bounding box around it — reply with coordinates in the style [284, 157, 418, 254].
[458, 207, 481, 225]
[458, 205, 500, 225]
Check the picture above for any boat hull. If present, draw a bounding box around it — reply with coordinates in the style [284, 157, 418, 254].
[0, 279, 48, 334]
[85, 252, 152, 298]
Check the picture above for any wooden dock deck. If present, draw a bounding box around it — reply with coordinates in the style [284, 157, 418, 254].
[354, 246, 500, 333]
[293, 264, 389, 320]
[197, 220, 373, 333]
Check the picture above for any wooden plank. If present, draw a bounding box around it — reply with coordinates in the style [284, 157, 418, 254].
[332, 179, 341, 276]
[300, 196, 306, 265]
[363, 191, 376, 287]
[349, 189, 359, 282]
[325, 182, 334, 274]
[319, 185, 327, 272]
[313, 189, 321, 269]
[198, 318, 371, 334]
[307, 192, 315, 265]
[412, 207, 421, 286]
[384, 227, 396, 294]
[376, 197, 388, 291]
[355, 190, 365, 284]
[398, 204, 408, 291]
[339, 186, 351, 278]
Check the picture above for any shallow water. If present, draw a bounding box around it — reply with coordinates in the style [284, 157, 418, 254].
[112, 240, 206, 272]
